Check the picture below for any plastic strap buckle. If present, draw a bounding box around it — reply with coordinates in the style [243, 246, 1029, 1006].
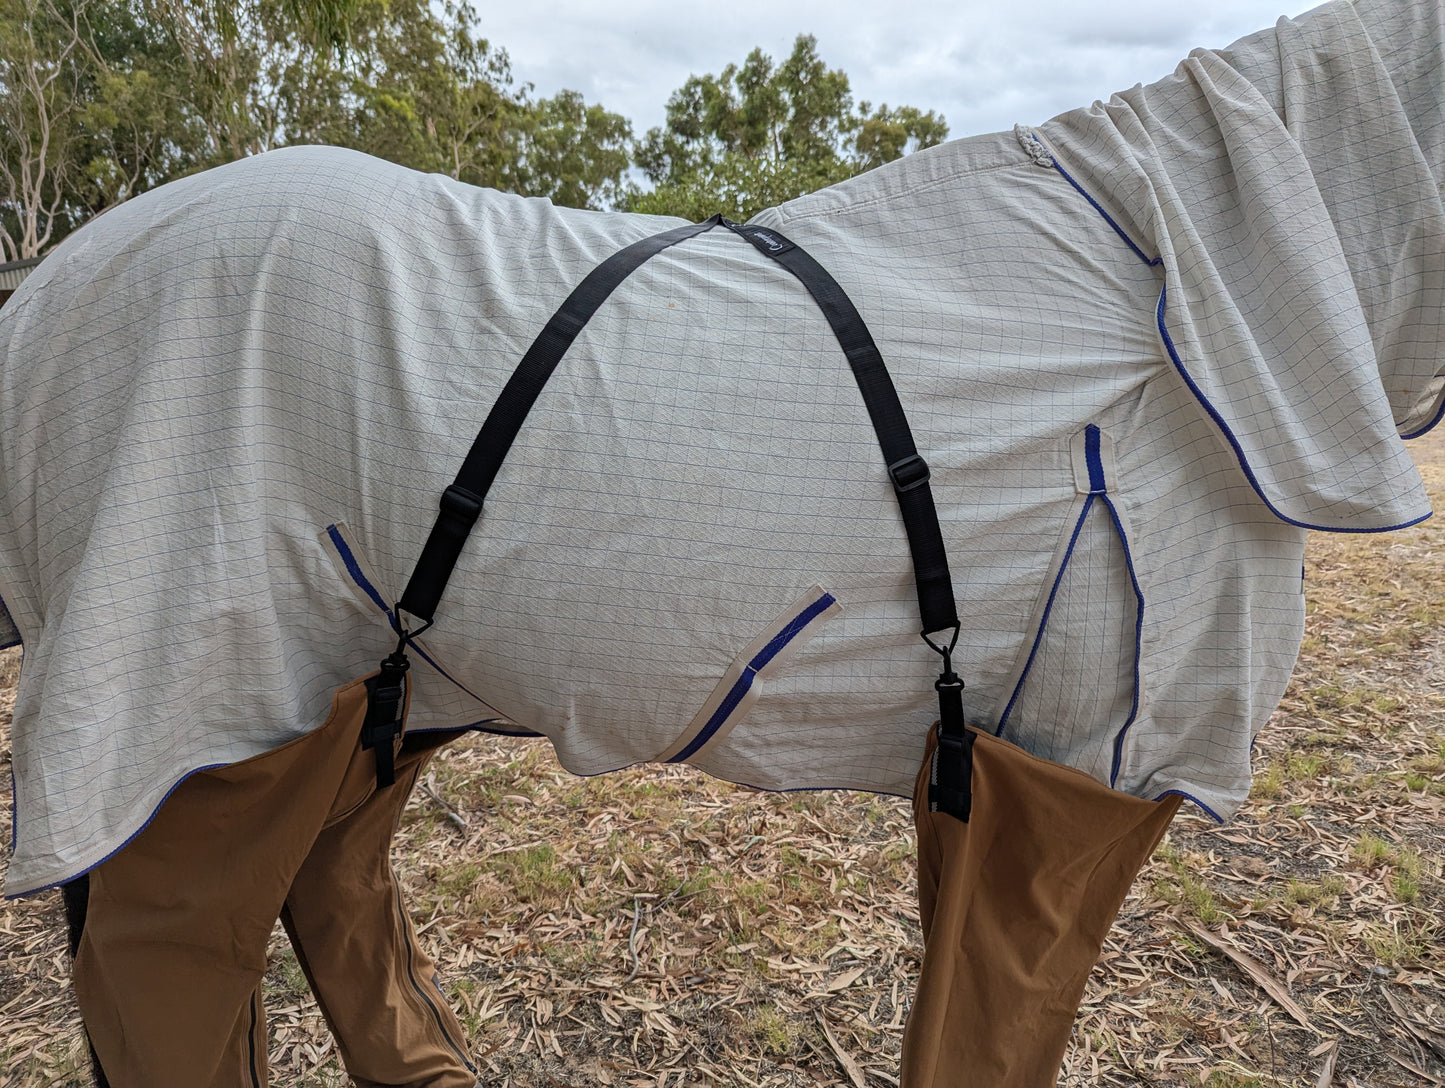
[887, 454, 931, 494]
[439, 484, 483, 525]
[361, 652, 410, 788]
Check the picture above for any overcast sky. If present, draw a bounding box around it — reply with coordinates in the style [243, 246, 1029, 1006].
[479, 0, 1324, 142]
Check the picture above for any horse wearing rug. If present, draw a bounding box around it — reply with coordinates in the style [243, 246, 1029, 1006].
[1, 0, 1442, 1084]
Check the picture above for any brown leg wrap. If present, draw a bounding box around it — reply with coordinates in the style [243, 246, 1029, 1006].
[281, 729, 476, 1088]
[69, 677, 476, 1088]
[61, 875, 111, 1088]
[901, 725, 1180, 1087]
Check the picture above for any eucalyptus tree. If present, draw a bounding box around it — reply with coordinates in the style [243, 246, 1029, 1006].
[0, 0, 636, 260]
[630, 35, 948, 221]
[0, 0, 105, 259]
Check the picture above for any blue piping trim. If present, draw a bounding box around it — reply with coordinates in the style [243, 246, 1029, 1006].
[1155, 288, 1434, 535]
[730, 782, 912, 801]
[996, 438, 1146, 787]
[325, 525, 499, 706]
[410, 720, 542, 738]
[1154, 788, 1225, 823]
[1101, 494, 1146, 788]
[1049, 159, 1161, 269]
[327, 524, 389, 613]
[1084, 424, 1106, 493]
[996, 494, 1097, 737]
[720, 779, 1210, 814]
[1052, 156, 1436, 533]
[7, 720, 540, 901]
[5, 761, 229, 899]
[668, 592, 837, 764]
[0, 634, 19, 651]
[468, 752, 914, 802]
[7, 719, 539, 898]
[1401, 391, 1445, 440]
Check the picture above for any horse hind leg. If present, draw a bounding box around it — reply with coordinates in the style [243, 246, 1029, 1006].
[61, 874, 112, 1088]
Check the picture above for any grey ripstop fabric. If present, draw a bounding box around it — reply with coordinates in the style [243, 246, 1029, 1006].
[1, 0, 1442, 894]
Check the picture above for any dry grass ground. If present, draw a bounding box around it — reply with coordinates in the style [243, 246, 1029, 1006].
[1, 429, 1441, 1088]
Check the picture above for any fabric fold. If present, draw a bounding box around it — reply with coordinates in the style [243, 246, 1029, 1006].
[1037, 0, 1445, 531]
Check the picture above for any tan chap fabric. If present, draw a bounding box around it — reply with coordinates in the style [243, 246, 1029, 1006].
[71, 675, 476, 1088]
[901, 725, 1181, 1088]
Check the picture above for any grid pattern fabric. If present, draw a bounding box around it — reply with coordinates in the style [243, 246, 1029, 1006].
[0, 0, 1441, 894]
[998, 495, 1140, 784]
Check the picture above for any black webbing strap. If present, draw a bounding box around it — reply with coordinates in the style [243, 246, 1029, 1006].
[723, 222, 956, 636]
[390, 215, 974, 818]
[398, 215, 725, 623]
[932, 668, 972, 820]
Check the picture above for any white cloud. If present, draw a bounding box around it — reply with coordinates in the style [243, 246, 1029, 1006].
[479, 0, 1322, 139]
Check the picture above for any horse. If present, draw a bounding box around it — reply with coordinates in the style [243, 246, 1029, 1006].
[0, 0, 1440, 1084]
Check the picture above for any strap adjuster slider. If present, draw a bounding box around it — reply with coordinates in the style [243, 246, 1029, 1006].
[439, 484, 483, 523]
[936, 730, 967, 753]
[887, 454, 931, 493]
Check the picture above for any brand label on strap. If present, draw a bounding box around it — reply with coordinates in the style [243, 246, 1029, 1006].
[734, 225, 796, 255]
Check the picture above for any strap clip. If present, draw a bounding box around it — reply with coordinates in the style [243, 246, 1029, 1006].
[936, 729, 968, 754]
[930, 715, 975, 823]
[921, 624, 961, 659]
[361, 650, 410, 788]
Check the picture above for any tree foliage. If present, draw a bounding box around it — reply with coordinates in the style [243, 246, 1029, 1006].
[0, 0, 99, 258]
[630, 35, 947, 222]
[0, 9, 948, 260]
[0, 0, 635, 258]
[320, 0, 525, 187]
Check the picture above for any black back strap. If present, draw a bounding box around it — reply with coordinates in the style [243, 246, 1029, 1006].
[398, 216, 725, 622]
[723, 222, 957, 636]
[393, 215, 973, 818]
